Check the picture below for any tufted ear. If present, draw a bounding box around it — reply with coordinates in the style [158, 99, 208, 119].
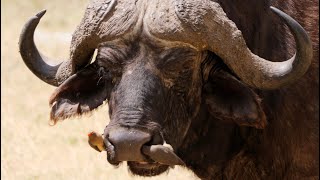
[203, 70, 267, 129]
[48, 63, 111, 125]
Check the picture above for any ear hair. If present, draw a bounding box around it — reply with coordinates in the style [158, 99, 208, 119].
[49, 63, 111, 125]
[201, 51, 230, 83]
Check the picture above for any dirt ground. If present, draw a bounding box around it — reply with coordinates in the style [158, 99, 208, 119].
[1, 0, 199, 179]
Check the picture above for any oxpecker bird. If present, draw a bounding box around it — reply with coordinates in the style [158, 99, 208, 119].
[88, 131, 105, 152]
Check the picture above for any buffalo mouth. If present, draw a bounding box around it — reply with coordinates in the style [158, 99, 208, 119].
[127, 161, 169, 176]
[106, 154, 170, 176]
[104, 138, 184, 176]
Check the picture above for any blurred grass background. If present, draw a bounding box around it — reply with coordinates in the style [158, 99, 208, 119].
[1, 0, 199, 179]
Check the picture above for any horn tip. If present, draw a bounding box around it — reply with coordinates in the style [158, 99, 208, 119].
[36, 9, 47, 18]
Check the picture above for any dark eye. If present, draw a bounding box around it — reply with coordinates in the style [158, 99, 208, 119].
[96, 66, 122, 87]
[98, 67, 110, 79]
[96, 48, 124, 76]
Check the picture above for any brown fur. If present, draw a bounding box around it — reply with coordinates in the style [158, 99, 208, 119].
[177, 0, 319, 179]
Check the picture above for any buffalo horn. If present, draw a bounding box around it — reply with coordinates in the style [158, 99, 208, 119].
[207, 6, 312, 89]
[19, 10, 74, 86]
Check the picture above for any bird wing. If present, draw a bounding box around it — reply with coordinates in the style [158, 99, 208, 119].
[88, 141, 102, 152]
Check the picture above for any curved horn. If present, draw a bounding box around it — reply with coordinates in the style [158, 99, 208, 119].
[19, 10, 73, 86]
[206, 6, 313, 89]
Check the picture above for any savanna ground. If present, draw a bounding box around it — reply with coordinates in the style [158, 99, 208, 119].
[1, 0, 199, 179]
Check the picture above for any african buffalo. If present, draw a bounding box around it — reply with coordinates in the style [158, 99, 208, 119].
[19, 0, 318, 179]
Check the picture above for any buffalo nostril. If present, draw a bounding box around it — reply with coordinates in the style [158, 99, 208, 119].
[106, 128, 152, 162]
[145, 132, 164, 146]
[104, 138, 119, 165]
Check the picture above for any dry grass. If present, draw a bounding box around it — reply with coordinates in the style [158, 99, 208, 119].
[1, 0, 199, 179]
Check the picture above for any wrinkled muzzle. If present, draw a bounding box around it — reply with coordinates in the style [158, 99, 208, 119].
[103, 127, 184, 166]
[103, 62, 184, 166]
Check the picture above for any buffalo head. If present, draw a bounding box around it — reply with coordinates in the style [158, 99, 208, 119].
[19, 0, 312, 176]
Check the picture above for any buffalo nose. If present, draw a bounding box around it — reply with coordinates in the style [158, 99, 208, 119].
[107, 128, 155, 162]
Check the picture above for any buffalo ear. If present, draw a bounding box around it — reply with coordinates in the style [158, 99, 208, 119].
[203, 70, 267, 129]
[49, 64, 110, 125]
